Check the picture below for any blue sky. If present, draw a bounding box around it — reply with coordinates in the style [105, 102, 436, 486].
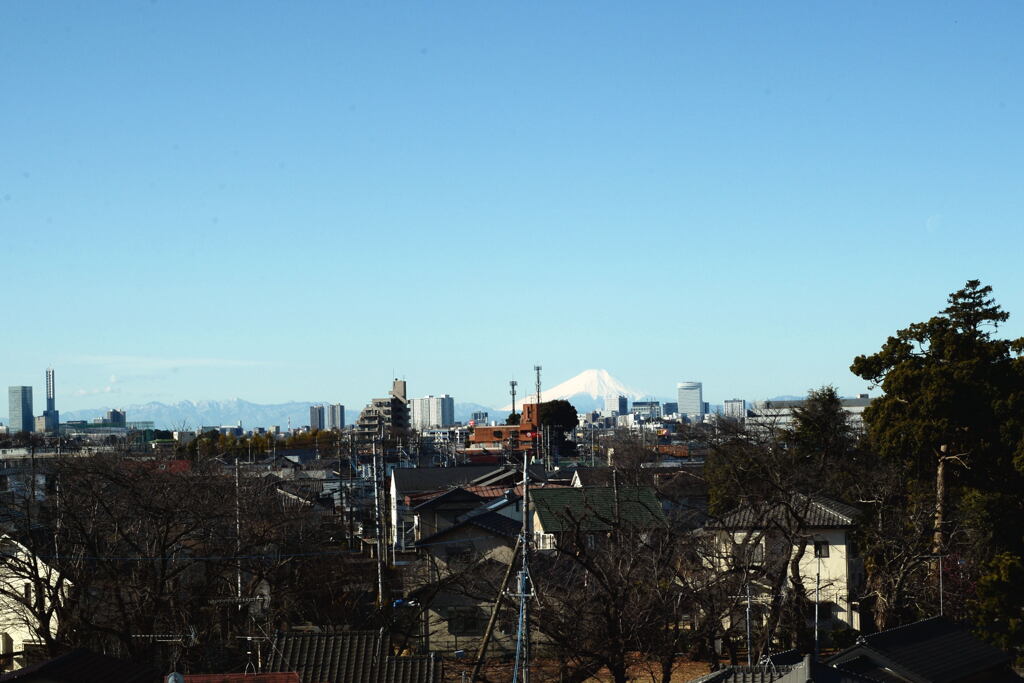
[3, 1, 1024, 415]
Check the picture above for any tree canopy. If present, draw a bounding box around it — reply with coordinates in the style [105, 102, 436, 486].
[851, 280, 1024, 658]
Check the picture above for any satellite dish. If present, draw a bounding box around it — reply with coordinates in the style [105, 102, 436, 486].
[167, 674, 185, 683]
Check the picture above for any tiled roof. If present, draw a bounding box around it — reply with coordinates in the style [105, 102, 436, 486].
[266, 631, 382, 683]
[529, 486, 666, 533]
[0, 649, 160, 683]
[265, 632, 443, 683]
[713, 493, 860, 530]
[378, 655, 442, 683]
[827, 616, 1020, 682]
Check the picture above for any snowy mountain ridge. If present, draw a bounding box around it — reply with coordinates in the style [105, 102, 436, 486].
[501, 368, 646, 411]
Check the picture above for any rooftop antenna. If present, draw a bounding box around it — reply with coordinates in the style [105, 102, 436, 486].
[534, 365, 542, 465]
[509, 380, 518, 419]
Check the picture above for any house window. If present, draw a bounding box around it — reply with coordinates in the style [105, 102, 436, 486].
[814, 541, 829, 558]
[534, 532, 556, 551]
[732, 535, 764, 565]
[446, 606, 486, 636]
[22, 583, 30, 604]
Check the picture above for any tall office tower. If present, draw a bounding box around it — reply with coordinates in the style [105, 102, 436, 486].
[604, 395, 628, 416]
[327, 404, 345, 430]
[8, 386, 34, 434]
[470, 410, 489, 426]
[663, 402, 678, 415]
[723, 399, 746, 419]
[106, 409, 126, 427]
[43, 368, 59, 433]
[677, 381, 704, 420]
[410, 394, 456, 430]
[309, 405, 326, 431]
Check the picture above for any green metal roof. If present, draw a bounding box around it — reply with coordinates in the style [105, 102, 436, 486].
[530, 486, 665, 533]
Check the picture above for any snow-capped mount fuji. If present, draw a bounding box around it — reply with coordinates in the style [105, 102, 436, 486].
[501, 369, 647, 413]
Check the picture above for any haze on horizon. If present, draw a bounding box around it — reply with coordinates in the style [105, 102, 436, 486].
[4, 2, 1024, 414]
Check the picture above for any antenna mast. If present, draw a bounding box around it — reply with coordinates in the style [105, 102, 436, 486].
[509, 380, 518, 419]
[534, 366, 542, 466]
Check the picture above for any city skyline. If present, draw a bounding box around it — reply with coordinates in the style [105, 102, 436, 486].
[4, 3, 1024, 412]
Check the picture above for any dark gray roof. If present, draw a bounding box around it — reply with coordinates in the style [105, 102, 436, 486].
[530, 486, 666, 533]
[267, 631, 381, 682]
[392, 466, 503, 494]
[466, 511, 521, 538]
[415, 511, 521, 548]
[827, 617, 1021, 683]
[0, 648, 160, 683]
[714, 493, 860, 530]
[266, 632, 442, 683]
[377, 654, 442, 683]
[411, 487, 485, 511]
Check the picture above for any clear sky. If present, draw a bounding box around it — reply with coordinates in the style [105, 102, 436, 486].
[3, 1, 1024, 414]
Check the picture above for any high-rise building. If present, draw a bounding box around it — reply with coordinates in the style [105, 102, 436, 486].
[43, 368, 59, 433]
[106, 409, 126, 427]
[8, 386, 34, 434]
[663, 402, 678, 415]
[677, 381, 704, 420]
[723, 399, 746, 419]
[355, 379, 411, 440]
[327, 404, 345, 430]
[410, 394, 455, 430]
[470, 410, 489, 426]
[604, 395, 628, 416]
[309, 405, 325, 431]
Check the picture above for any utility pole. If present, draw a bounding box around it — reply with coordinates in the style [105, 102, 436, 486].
[746, 581, 752, 667]
[512, 420, 533, 683]
[814, 556, 821, 661]
[373, 433, 385, 607]
[235, 458, 242, 609]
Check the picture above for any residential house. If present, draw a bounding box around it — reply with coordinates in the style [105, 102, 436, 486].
[709, 494, 863, 633]
[0, 534, 63, 671]
[571, 465, 708, 526]
[413, 508, 521, 655]
[389, 465, 545, 550]
[529, 485, 666, 552]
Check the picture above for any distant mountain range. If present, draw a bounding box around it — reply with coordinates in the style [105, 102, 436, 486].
[61, 398, 503, 431]
[58, 376, 812, 431]
[62, 399, 318, 431]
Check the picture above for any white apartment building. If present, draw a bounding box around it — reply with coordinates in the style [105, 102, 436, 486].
[410, 394, 455, 431]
